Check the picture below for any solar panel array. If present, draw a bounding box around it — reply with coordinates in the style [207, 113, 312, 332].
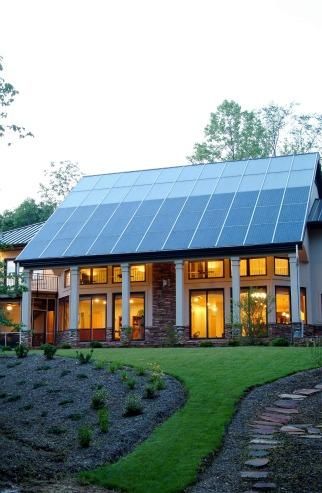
[18, 153, 318, 261]
[308, 199, 322, 223]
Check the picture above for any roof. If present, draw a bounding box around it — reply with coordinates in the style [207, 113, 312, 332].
[17, 153, 320, 266]
[0, 222, 44, 247]
[308, 199, 322, 224]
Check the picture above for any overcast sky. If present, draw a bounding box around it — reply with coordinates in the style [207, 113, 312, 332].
[0, 0, 321, 212]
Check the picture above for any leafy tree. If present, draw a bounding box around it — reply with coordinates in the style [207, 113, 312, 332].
[39, 160, 83, 208]
[0, 259, 26, 331]
[0, 199, 54, 232]
[0, 56, 33, 144]
[189, 100, 322, 163]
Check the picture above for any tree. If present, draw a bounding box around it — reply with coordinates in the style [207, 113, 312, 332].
[39, 160, 83, 208]
[189, 100, 322, 163]
[0, 56, 33, 144]
[0, 199, 55, 232]
[0, 258, 26, 331]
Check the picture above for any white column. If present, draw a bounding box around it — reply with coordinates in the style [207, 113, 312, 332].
[289, 253, 300, 323]
[231, 257, 240, 324]
[69, 266, 79, 330]
[175, 260, 184, 327]
[121, 263, 130, 327]
[21, 268, 32, 331]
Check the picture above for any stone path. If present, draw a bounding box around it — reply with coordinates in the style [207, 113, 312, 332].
[240, 384, 322, 492]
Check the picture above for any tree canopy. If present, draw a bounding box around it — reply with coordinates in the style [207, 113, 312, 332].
[188, 100, 322, 163]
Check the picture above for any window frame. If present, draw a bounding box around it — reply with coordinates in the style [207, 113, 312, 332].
[300, 287, 307, 324]
[112, 291, 145, 341]
[64, 270, 70, 288]
[188, 260, 225, 280]
[274, 257, 290, 277]
[112, 264, 146, 284]
[189, 288, 225, 339]
[58, 296, 69, 332]
[275, 285, 291, 324]
[79, 266, 108, 285]
[229, 258, 267, 277]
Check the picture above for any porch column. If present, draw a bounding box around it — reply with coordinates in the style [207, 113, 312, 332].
[21, 268, 32, 331]
[175, 260, 184, 327]
[69, 266, 79, 330]
[231, 257, 240, 324]
[121, 263, 130, 327]
[289, 253, 300, 323]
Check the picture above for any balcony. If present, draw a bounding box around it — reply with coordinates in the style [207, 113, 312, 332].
[31, 274, 58, 293]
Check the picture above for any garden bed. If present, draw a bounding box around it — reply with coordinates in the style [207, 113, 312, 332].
[0, 353, 185, 492]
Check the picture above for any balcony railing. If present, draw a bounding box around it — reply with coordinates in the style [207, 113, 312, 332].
[31, 274, 58, 293]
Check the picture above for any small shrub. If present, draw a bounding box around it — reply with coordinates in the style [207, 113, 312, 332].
[48, 426, 67, 435]
[94, 360, 105, 370]
[92, 389, 107, 410]
[271, 337, 290, 347]
[123, 394, 143, 416]
[109, 362, 121, 373]
[90, 340, 103, 348]
[127, 378, 136, 390]
[33, 381, 47, 389]
[98, 407, 109, 432]
[2, 346, 12, 351]
[76, 373, 88, 379]
[228, 339, 240, 347]
[7, 394, 21, 402]
[143, 384, 157, 399]
[136, 367, 145, 376]
[60, 343, 71, 349]
[68, 413, 82, 421]
[76, 349, 93, 364]
[15, 344, 29, 358]
[78, 425, 92, 448]
[164, 323, 179, 347]
[36, 364, 51, 371]
[58, 399, 74, 406]
[60, 369, 71, 377]
[199, 341, 213, 347]
[155, 378, 166, 390]
[41, 344, 57, 360]
[310, 339, 322, 367]
[121, 371, 128, 382]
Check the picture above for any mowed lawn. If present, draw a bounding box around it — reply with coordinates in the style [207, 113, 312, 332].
[58, 347, 316, 493]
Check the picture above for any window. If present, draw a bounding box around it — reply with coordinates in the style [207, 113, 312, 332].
[190, 289, 224, 339]
[188, 260, 224, 279]
[112, 265, 146, 283]
[230, 258, 267, 277]
[275, 286, 291, 324]
[80, 267, 107, 285]
[64, 270, 70, 288]
[5, 259, 16, 287]
[113, 293, 145, 340]
[58, 297, 69, 331]
[78, 295, 106, 341]
[274, 258, 289, 276]
[300, 287, 307, 324]
[240, 287, 268, 336]
[0, 301, 20, 332]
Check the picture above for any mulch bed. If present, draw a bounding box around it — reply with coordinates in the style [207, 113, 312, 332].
[188, 367, 322, 493]
[0, 354, 185, 492]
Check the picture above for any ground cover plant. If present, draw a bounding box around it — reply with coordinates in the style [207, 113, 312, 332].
[55, 347, 319, 493]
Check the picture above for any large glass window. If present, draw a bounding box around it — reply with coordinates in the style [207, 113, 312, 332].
[300, 287, 307, 324]
[80, 267, 107, 285]
[0, 301, 20, 332]
[58, 297, 69, 331]
[239, 287, 267, 336]
[231, 258, 267, 277]
[78, 295, 106, 341]
[188, 260, 224, 279]
[274, 258, 289, 276]
[190, 290, 224, 339]
[113, 293, 145, 340]
[112, 265, 146, 283]
[275, 287, 291, 324]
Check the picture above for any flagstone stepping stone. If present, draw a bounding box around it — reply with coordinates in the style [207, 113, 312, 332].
[253, 482, 277, 490]
[245, 458, 269, 467]
[250, 427, 277, 434]
[314, 384, 322, 389]
[278, 393, 305, 400]
[252, 421, 280, 427]
[240, 471, 270, 479]
[249, 449, 270, 457]
[260, 414, 289, 424]
[280, 425, 303, 432]
[273, 399, 298, 409]
[291, 424, 313, 428]
[265, 406, 298, 414]
[302, 434, 322, 439]
[252, 435, 276, 440]
[249, 444, 277, 450]
[250, 439, 279, 445]
[307, 427, 321, 434]
[293, 388, 321, 395]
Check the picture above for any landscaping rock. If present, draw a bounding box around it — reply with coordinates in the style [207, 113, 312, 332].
[240, 471, 270, 479]
[273, 399, 298, 409]
[244, 458, 269, 467]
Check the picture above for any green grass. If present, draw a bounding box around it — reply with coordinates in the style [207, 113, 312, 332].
[56, 347, 316, 493]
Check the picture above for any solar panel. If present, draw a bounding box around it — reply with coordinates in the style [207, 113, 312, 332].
[17, 153, 319, 261]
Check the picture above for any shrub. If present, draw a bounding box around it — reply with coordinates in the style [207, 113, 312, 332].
[228, 339, 240, 347]
[271, 337, 290, 347]
[123, 394, 143, 416]
[92, 389, 107, 410]
[143, 384, 157, 399]
[90, 340, 103, 348]
[121, 371, 128, 382]
[2, 346, 12, 351]
[310, 338, 322, 367]
[78, 426, 92, 447]
[164, 323, 179, 347]
[98, 407, 109, 432]
[136, 366, 145, 376]
[127, 378, 136, 390]
[60, 343, 71, 349]
[41, 344, 57, 360]
[155, 377, 166, 390]
[199, 341, 213, 347]
[76, 349, 93, 364]
[109, 362, 121, 373]
[94, 360, 105, 370]
[15, 343, 29, 358]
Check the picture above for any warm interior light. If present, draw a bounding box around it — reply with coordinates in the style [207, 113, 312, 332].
[6, 304, 13, 312]
[130, 299, 134, 304]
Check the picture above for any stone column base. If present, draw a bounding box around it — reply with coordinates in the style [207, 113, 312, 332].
[19, 331, 32, 347]
[56, 329, 79, 347]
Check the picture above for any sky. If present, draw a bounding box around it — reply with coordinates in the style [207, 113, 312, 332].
[0, 0, 322, 212]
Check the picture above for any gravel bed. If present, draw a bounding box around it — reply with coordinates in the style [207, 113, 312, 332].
[0, 354, 185, 492]
[188, 367, 322, 493]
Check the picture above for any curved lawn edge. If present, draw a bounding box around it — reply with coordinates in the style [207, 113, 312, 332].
[57, 347, 317, 493]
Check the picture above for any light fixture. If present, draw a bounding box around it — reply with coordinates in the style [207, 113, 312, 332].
[6, 304, 13, 312]
[130, 299, 134, 304]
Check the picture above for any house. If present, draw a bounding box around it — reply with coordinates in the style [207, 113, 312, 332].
[12, 153, 322, 346]
[0, 222, 58, 346]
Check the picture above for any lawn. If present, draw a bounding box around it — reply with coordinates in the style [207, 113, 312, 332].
[58, 347, 316, 493]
